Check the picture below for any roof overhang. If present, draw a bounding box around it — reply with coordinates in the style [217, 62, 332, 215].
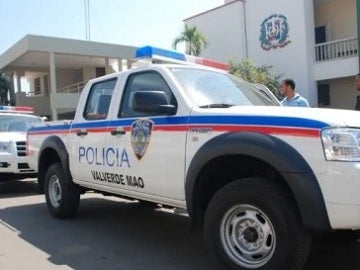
[0, 35, 137, 72]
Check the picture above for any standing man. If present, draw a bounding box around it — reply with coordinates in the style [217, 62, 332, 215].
[354, 73, 360, 110]
[280, 79, 310, 107]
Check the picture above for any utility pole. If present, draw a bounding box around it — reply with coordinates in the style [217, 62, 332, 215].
[84, 0, 91, 40]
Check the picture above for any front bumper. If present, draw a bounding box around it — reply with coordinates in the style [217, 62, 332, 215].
[317, 162, 360, 230]
[0, 152, 36, 175]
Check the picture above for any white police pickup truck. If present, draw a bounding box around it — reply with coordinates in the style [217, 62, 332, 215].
[27, 46, 360, 270]
[0, 106, 43, 181]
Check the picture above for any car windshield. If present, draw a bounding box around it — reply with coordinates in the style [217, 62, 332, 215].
[0, 114, 43, 132]
[170, 67, 279, 107]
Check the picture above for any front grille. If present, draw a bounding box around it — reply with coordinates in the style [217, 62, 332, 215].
[18, 163, 30, 169]
[16, 141, 27, 156]
[18, 162, 35, 172]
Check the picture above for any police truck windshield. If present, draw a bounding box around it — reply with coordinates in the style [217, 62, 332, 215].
[170, 67, 279, 107]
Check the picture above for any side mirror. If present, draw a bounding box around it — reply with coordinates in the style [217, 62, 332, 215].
[133, 91, 177, 115]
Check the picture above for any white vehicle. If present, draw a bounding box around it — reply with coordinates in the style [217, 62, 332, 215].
[0, 106, 43, 181]
[27, 46, 360, 270]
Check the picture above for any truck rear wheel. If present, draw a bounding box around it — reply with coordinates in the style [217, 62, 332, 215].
[44, 162, 80, 218]
[204, 177, 311, 270]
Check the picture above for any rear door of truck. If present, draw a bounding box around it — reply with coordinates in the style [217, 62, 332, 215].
[68, 78, 117, 185]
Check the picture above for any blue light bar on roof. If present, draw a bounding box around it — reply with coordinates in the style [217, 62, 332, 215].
[134, 45, 229, 71]
[0, 106, 34, 113]
[135, 46, 186, 61]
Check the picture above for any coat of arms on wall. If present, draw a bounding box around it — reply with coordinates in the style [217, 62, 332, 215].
[260, 14, 291, 51]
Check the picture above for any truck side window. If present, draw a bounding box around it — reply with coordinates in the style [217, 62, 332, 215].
[84, 78, 116, 120]
[119, 71, 176, 118]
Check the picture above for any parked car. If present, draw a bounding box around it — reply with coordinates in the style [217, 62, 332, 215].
[0, 106, 43, 181]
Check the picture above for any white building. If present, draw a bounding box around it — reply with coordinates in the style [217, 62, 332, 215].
[0, 35, 136, 120]
[184, 0, 359, 109]
[0, 1, 357, 114]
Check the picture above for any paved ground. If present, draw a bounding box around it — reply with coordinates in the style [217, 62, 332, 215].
[1, 179, 360, 270]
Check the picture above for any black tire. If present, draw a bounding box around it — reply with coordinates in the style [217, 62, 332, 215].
[37, 178, 44, 194]
[204, 177, 311, 270]
[44, 162, 80, 218]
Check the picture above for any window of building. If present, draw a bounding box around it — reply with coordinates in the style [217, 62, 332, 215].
[315, 25, 327, 44]
[315, 25, 328, 61]
[317, 84, 330, 107]
[96, 67, 106, 77]
[43, 74, 49, 96]
[34, 77, 41, 95]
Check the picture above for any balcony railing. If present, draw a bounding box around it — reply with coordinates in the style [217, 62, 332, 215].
[315, 37, 358, 62]
[57, 80, 88, 93]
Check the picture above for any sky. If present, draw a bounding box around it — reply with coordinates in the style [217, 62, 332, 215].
[0, 0, 224, 55]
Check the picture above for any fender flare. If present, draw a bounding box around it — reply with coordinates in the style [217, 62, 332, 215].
[185, 132, 330, 231]
[38, 136, 72, 188]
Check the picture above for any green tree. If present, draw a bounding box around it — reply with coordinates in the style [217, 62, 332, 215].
[172, 24, 208, 56]
[229, 59, 282, 99]
[0, 71, 10, 105]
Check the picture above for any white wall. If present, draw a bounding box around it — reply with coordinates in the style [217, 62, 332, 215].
[15, 92, 50, 116]
[186, 0, 318, 105]
[314, 57, 358, 80]
[82, 66, 96, 81]
[185, 1, 245, 62]
[27, 68, 83, 94]
[329, 77, 357, 109]
[245, 0, 316, 105]
[56, 69, 82, 89]
[50, 93, 81, 109]
[315, 0, 356, 40]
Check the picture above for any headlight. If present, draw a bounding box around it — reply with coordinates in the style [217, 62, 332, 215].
[0, 141, 11, 153]
[321, 128, 360, 161]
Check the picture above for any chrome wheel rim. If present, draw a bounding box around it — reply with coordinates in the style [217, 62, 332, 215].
[48, 175, 62, 208]
[220, 204, 276, 269]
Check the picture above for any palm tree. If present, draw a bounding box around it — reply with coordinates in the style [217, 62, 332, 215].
[172, 24, 208, 56]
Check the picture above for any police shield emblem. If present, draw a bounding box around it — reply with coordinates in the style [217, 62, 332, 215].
[131, 119, 154, 160]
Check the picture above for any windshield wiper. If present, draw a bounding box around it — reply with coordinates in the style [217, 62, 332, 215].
[199, 103, 234, 108]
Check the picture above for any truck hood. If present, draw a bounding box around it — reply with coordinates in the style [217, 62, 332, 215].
[0, 132, 26, 142]
[194, 106, 360, 128]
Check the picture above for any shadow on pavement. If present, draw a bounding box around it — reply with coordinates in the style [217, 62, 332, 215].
[1, 191, 360, 270]
[0, 178, 39, 198]
[0, 196, 217, 270]
[305, 231, 360, 270]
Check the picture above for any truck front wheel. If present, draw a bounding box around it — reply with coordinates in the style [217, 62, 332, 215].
[204, 177, 311, 270]
[44, 162, 80, 218]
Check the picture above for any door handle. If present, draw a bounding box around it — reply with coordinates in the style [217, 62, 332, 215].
[76, 129, 88, 136]
[111, 128, 126, 136]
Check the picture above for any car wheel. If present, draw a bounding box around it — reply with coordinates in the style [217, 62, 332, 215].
[204, 177, 311, 270]
[44, 162, 80, 218]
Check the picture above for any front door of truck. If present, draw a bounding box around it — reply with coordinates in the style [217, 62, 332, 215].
[105, 70, 187, 199]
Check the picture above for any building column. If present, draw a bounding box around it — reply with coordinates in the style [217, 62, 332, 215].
[117, 58, 123, 72]
[15, 72, 21, 93]
[126, 59, 132, 70]
[105, 57, 111, 74]
[49, 52, 58, 120]
[8, 73, 16, 105]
